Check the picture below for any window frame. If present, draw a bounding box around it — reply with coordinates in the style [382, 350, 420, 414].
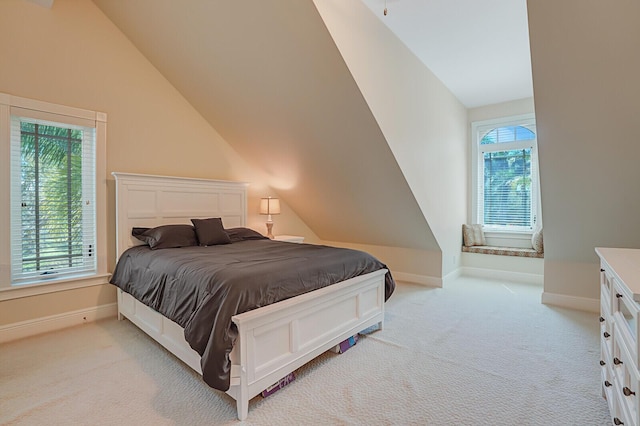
[470, 113, 540, 246]
[0, 93, 108, 300]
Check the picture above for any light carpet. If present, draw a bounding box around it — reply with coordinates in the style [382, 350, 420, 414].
[0, 276, 611, 425]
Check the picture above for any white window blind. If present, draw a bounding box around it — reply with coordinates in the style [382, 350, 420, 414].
[9, 113, 97, 284]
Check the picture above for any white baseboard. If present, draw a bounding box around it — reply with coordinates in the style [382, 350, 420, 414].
[442, 268, 461, 286]
[393, 271, 442, 288]
[541, 292, 599, 313]
[0, 303, 118, 344]
[460, 266, 544, 285]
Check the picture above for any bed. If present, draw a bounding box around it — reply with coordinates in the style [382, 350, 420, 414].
[110, 172, 394, 420]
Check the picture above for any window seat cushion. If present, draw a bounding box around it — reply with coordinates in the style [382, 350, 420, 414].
[462, 245, 544, 258]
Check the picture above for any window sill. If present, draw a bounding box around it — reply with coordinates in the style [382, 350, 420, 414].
[462, 245, 544, 258]
[0, 273, 111, 301]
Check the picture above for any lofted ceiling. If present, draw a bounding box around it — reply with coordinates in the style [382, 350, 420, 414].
[92, 0, 439, 251]
[361, 0, 533, 108]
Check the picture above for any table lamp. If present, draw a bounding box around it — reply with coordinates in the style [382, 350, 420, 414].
[259, 196, 281, 239]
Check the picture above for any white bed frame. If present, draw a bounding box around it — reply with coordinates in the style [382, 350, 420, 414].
[112, 172, 386, 420]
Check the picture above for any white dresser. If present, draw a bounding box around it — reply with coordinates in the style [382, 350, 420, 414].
[597, 247, 640, 426]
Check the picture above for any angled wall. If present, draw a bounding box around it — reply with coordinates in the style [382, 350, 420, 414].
[528, 0, 640, 309]
[313, 0, 468, 276]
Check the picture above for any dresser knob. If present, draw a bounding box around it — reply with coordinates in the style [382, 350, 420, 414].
[616, 293, 623, 299]
[623, 387, 636, 396]
[614, 357, 623, 365]
[600, 316, 605, 322]
[604, 332, 611, 338]
[600, 360, 606, 366]
[614, 418, 624, 425]
[601, 268, 605, 272]
[605, 380, 613, 387]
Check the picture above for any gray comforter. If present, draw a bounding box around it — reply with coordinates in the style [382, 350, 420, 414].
[110, 238, 395, 391]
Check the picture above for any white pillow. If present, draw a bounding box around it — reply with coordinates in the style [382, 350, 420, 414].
[462, 224, 486, 247]
[531, 229, 544, 253]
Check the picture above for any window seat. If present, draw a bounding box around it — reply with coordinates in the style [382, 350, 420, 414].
[462, 245, 544, 258]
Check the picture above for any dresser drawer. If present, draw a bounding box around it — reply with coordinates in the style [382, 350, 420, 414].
[612, 383, 637, 426]
[603, 333, 614, 373]
[603, 347, 614, 398]
[613, 278, 640, 367]
[602, 266, 614, 316]
[613, 323, 640, 426]
[602, 315, 614, 363]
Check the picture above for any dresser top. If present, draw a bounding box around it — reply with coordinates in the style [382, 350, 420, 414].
[596, 247, 640, 301]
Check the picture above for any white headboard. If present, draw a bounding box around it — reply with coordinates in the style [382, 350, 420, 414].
[112, 172, 248, 259]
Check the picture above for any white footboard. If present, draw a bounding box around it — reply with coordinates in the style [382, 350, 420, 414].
[117, 269, 386, 420]
[228, 269, 386, 419]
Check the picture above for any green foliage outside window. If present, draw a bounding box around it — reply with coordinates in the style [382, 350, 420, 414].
[483, 149, 531, 227]
[480, 125, 534, 229]
[20, 122, 84, 273]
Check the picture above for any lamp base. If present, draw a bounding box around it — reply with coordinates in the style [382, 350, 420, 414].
[266, 221, 274, 239]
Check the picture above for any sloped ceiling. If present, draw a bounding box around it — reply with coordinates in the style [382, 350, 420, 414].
[92, 0, 438, 250]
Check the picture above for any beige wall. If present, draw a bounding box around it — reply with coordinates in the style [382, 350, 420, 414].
[528, 0, 640, 302]
[0, 0, 316, 326]
[314, 0, 468, 277]
[0, 286, 114, 325]
[468, 97, 535, 124]
[322, 240, 442, 285]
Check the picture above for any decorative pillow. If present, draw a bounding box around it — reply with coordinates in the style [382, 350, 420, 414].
[191, 217, 231, 246]
[531, 229, 544, 253]
[224, 227, 269, 243]
[462, 224, 486, 247]
[132, 224, 198, 250]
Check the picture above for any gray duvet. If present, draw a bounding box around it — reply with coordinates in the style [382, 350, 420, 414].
[110, 238, 395, 391]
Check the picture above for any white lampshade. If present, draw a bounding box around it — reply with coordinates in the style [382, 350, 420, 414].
[260, 197, 281, 215]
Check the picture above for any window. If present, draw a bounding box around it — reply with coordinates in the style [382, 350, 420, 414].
[11, 118, 96, 283]
[471, 114, 540, 235]
[0, 93, 108, 298]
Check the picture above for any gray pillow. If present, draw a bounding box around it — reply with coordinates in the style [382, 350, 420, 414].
[191, 218, 231, 246]
[132, 225, 198, 250]
[224, 227, 269, 243]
